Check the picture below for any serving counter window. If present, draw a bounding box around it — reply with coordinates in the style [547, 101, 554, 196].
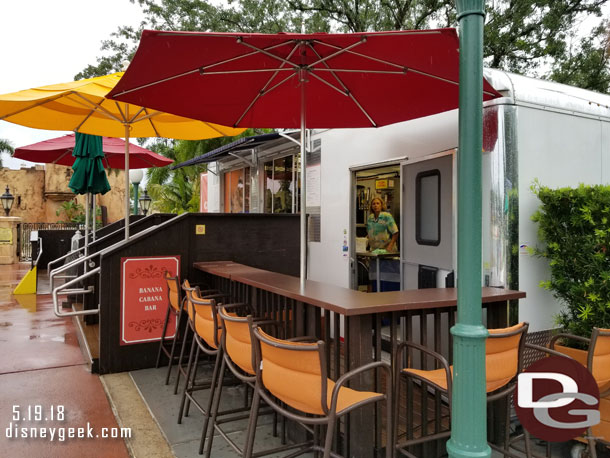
[223, 167, 250, 213]
[263, 155, 300, 214]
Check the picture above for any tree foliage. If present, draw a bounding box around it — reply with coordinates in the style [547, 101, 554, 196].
[143, 128, 269, 213]
[0, 138, 14, 168]
[531, 182, 610, 343]
[77, 0, 609, 93]
[548, 21, 610, 93]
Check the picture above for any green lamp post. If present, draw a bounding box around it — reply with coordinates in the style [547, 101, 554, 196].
[446, 0, 489, 457]
[129, 169, 143, 215]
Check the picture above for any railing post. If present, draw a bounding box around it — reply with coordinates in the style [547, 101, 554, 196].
[447, 0, 490, 457]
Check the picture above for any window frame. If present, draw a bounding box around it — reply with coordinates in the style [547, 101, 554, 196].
[415, 169, 441, 246]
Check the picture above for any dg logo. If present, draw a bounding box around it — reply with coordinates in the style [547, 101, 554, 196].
[514, 355, 600, 442]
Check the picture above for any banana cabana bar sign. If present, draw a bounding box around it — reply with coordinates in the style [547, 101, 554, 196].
[120, 256, 180, 345]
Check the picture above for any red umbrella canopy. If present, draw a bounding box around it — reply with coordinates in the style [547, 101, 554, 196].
[110, 29, 501, 129]
[14, 134, 173, 169]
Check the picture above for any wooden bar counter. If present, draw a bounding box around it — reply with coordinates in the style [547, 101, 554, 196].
[194, 261, 525, 457]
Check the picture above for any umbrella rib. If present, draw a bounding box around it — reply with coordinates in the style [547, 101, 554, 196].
[307, 74, 377, 128]
[308, 38, 366, 68]
[236, 38, 300, 70]
[70, 92, 124, 121]
[66, 92, 125, 124]
[234, 72, 297, 126]
[142, 109, 162, 137]
[74, 111, 96, 133]
[0, 93, 67, 121]
[201, 41, 292, 72]
[233, 43, 300, 127]
[52, 149, 72, 164]
[199, 120, 234, 136]
[314, 68, 405, 74]
[112, 68, 200, 97]
[111, 43, 292, 98]
[313, 41, 408, 72]
[128, 106, 148, 124]
[114, 101, 128, 123]
[202, 68, 294, 75]
[312, 43, 464, 90]
[308, 44, 377, 127]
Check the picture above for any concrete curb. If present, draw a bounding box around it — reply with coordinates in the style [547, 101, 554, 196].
[100, 372, 175, 458]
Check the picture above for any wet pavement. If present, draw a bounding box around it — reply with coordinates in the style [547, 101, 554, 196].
[0, 263, 130, 458]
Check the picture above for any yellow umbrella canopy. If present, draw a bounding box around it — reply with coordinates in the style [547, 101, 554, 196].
[0, 72, 243, 139]
[0, 72, 245, 239]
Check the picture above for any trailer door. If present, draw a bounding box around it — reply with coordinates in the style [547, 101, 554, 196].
[401, 152, 454, 289]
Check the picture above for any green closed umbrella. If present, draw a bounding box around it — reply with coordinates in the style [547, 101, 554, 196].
[68, 132, 111, 195]
[67, 132, 111, 257]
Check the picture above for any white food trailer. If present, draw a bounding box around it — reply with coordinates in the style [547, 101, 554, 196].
[205, 68, 610, 332]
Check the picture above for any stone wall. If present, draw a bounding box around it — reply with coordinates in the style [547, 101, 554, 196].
[0, 164, 126, 224]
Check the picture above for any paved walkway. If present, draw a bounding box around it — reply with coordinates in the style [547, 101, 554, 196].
[0, 263, 170, 458]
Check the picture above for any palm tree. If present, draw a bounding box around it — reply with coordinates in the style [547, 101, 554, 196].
[0, 138, 14, 168]
[144, 129, 269, 213]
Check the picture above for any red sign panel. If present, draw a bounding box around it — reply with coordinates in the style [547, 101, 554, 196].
[120, 256, 180, 345]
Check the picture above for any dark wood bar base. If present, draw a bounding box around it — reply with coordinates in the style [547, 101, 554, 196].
[194, 261, 526, 457]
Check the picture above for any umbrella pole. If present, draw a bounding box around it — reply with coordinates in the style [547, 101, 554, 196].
[124, 120, 130, 241]
[91, 194, 96, 242]
[84, 193, 90, 260]
[299, 68, 307, 288]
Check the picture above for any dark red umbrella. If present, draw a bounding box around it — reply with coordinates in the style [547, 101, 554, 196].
[109, 28, 500, 128]
[14, 134, 173, 169]
[109, 28, 501, 282]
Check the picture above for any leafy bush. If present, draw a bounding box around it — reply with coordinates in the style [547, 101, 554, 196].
[531, 182, 610, 342]
[56, 200, 102, 228]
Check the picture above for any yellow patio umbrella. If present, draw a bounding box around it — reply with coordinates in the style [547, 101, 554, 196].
[0, 72, 245, 239]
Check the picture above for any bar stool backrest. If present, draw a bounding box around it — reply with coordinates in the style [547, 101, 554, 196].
[253, 327, 328, 415]
[188, 288, 220, 350]
[165, 271, 181, 312]
[219, 308, 255, 376]
[485, 322, 528, 393]
[182, 279, 197, 320]
[590, 328, 610, 389]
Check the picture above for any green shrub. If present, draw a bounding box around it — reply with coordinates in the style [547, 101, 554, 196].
[531, 181, 610, 343]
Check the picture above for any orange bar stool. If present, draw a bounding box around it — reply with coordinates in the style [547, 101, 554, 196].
[393, 322, 529, 458]
[245, 327, 393, 458]
[547, 328, 610, 458]
[177, 284, 244, 425]
[200, 307, 308, 457]
[155, 271, 225, 394]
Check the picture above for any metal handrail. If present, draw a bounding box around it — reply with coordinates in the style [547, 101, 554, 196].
[49, 249, 103, 292]
[46, 230, 108, 283]
[34, 237, 43, 267]
[47, 244, 86, 282]
[50, 215, 177, 318]
[53, 267, 101, 317]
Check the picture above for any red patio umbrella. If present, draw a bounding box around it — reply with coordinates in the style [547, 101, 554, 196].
[109, 28, 501, 282]
[14, 134, 173, 169]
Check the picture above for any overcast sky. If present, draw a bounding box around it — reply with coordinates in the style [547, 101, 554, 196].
[0, 0, 145, 169]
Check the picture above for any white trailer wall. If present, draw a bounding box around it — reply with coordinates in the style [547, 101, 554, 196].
[308, 110, 459, 287]
[517, 107, 610, 331]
